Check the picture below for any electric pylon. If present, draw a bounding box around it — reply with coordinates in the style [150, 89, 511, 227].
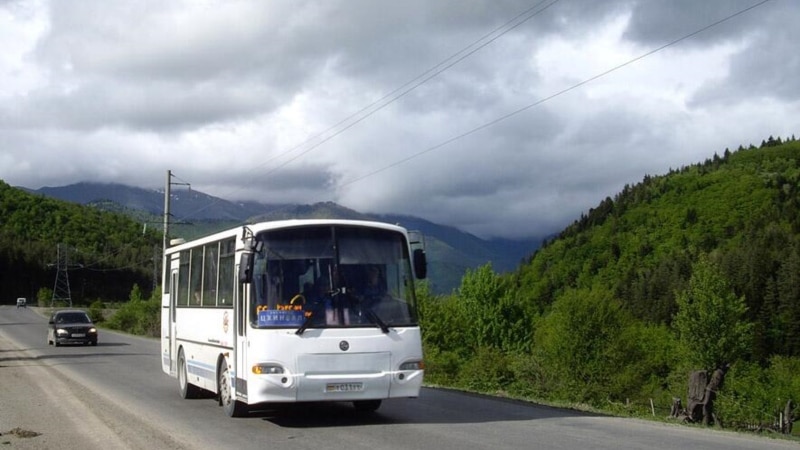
[51, 244, 73, 307]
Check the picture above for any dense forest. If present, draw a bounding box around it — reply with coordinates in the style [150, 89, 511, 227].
[0, 181, 162, 303]
[418, 136, 800, 431]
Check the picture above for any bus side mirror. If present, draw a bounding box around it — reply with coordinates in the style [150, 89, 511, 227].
[413, 249, 427, 280]
[239, 252, 254, 283]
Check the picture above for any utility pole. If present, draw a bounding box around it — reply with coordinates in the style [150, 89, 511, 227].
[164, 170, 172, 260]
[163, 170, 172, 288]
[163, 170, 190, 284]
[153, 246, 159, 293]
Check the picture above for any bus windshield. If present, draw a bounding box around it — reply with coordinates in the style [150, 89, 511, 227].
[249, 225, 418, 330]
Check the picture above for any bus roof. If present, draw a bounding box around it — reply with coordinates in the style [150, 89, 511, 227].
[164, 219, 410, 254]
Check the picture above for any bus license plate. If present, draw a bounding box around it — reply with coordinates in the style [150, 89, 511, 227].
[326, 382, 364, 393]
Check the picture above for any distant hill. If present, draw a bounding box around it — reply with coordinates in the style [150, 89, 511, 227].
[33, 182, 280, 221]
[0, 181, 162, 303]
[25, 182, 543, 293]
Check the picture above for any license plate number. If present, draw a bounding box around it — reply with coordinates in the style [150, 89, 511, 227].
[72, 333, 85, 338]
[326, 382, 364, 393]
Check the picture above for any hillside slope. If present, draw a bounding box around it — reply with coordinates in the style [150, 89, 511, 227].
[0, 182, 161, 303]
[515, 137, 800, 361]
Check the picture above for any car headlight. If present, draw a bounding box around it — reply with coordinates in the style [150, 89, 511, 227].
[56, 329, 69, 336]
[88, 328, 97, 334]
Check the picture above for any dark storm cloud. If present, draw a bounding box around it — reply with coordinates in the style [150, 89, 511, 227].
[689, 1, 800, 104]
[1, 0, 797, 239]
[623, 0, 763, 46]
[6, 80, 277, 132]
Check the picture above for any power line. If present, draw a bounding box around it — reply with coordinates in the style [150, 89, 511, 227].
[171, 0, 561, 225]
[245, 0, 563, 177]
[336, 0, 773, 189]
[173, 0, 772, 230]
[76, 0, 773, 276]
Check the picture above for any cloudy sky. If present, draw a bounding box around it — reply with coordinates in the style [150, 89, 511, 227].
[1, 0, 797, 239]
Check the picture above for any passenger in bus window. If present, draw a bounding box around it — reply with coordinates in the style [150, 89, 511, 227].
[267, 273, 280, 310]
[361, 265, 387, 307]
[302, 281, 314, 301]
[309, 276, 331, 306]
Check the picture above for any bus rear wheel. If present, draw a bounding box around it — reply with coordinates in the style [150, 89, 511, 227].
[219, 361, 248, 417]
[178, 348, 202, 399]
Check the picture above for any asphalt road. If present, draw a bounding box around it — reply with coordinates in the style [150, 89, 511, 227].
[0, 305, 796, 449]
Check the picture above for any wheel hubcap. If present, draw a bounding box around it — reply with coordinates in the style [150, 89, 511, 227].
[221, 368, 231, 404]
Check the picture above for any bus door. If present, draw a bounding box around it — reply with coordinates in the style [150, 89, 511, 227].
[234, 266, 248, 401]
[169, 268, 179, 375]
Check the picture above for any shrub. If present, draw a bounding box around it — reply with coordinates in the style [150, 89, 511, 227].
[88, 300, 105, 323]
[716, 357, 800, 430]
[36, 287, 53, 307]
[457, 346, 514, 393]
[104, 284, 161, 337]
[533, 286, 639, 405]
[105, 297, 160, 336]
[422, 347, 463, 386]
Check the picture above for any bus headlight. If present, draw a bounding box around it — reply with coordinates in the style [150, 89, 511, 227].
[399, 360, 424, 371]
[252, 363, 285, 375]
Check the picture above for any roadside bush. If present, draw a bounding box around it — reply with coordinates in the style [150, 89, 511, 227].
[36, 287, 53, 307]
[421, 347, 463, 386]
[714, 362, 772, 428]
[533, 286, 647, 406]
[88, 300, 105, 323]
[105, 297, 160, 336]
[506, 353, 548, 399]
[716, 357, 800, 430]
[457, 346, 515, 393]
[104, 284, 160, 337]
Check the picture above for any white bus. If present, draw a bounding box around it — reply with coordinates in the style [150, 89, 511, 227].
[161, 219, 427, 417]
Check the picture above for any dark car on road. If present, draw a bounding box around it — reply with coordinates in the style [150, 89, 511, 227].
[47, 310, 98, 346]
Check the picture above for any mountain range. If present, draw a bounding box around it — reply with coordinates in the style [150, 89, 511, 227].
[26, 182, 544, 293]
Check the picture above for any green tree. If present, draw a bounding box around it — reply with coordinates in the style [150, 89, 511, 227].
[129, 283, 144, 302]
[674, 256, 753, 369]
[533, 286, 643, 404]
[458, 263, 503, 350]
[458, 263, 534, 352]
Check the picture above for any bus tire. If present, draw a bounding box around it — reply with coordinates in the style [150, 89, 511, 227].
[178, 348, 202, 399]
[219, 360, 248, 417]
[353, 400, 382, 412]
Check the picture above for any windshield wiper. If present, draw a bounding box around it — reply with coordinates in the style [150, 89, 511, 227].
[296, 287, 345, 335]
[296, 295, 329, 335]
[296, 289, 390, 335]
[350, 292, 389, 333]
[363, 307, 389, 333]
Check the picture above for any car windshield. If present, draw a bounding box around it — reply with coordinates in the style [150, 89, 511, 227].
[249, 225, 418, 330]
[56, 312, 91, 324]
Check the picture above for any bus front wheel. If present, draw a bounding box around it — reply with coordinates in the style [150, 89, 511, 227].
[219, 360, 248, 417]
[178, 348, 202, 399]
